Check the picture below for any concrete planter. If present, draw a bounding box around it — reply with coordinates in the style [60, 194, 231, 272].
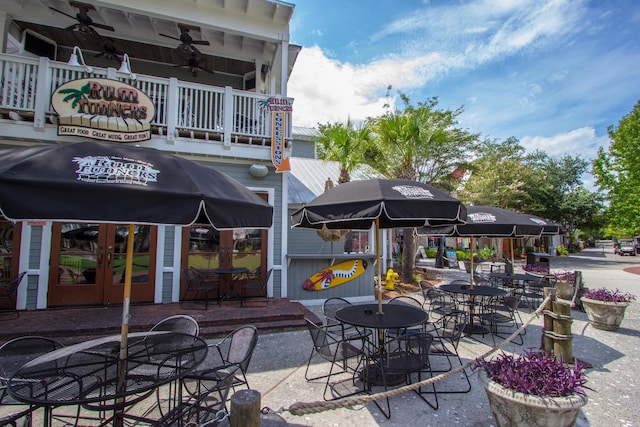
[555, 280, 575, 300]
[580, 297, 629, 331]
[478, 370, 587, 427]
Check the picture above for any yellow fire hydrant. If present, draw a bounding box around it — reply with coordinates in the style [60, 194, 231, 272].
[385, 268, 399, 291]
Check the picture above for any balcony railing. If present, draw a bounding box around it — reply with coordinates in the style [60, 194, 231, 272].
[0, 53, 292, 148]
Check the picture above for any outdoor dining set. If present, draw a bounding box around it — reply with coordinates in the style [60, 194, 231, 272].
[303, 270, 556, 419]
[0, 316, 259, 426]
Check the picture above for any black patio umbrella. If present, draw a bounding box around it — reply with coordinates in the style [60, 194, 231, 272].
[418, 205, 557, 285]
[0, 141, 273, 374]
[291, 178, 467, 313]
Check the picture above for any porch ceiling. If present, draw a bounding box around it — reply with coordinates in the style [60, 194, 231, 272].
[1, 0, 298, 77]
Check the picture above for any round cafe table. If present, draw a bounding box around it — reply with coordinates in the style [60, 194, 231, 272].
[439, 283, 507, 334]
[335, 303, 429, 386]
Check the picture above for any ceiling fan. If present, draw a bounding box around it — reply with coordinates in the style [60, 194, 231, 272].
[160, 24, 210, 56]
[49, 1, 115, 35]
[174, 52, 214, 77]
[94, 38, 123, 64]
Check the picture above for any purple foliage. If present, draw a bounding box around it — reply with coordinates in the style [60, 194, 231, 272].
[523, 264, 549, 274]
[554, 271, 576, 283]
[583, 288, 635, 303]
[474, 350, 590, 397]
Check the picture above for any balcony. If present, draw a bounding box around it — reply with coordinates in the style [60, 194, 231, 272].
[0, 53, 292, 152]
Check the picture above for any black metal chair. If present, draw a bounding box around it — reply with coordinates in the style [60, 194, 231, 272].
[386, 296, 429, 339]
[478, 294, 525, 346]
[427, 310, 472, 394]
[367, 332, 438, 418]
[522, 274, 557, 310]
[321, 297, 365, 340]
[155, 367, 238, 426]
[304, 319, 368, 401]
[240, 268, 272, 307]
[190, 325, 258, 394]
[181, 268, 219, 309]
[424, 287, 457, 322]
[0, 271, 26, 319]
[151, 314, 200, 336]
[0, 336, 65, 426]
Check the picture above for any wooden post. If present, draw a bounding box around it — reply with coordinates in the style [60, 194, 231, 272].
[541, 288, 556, 354]
[552, 299, 573, 360]
[230, 389, 261, 427]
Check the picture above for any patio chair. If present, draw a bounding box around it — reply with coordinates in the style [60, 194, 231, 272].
[428, 310, 472, 394]
[240, 268, 272, 307]
[0, 271, 26, 319]
[184, 325, 258, 396]
[304, 319, 368, 401]
[522, 274, 557, 310]
[386, 296, 428, 339]
[424, 287, 457, 322]
[0, 336, 66, 426]
[151, 314, 200, 336]
[181, 268, 220, 309]
[168, 366, 237, 425]
[367, 332, 438, 418]
[478, 294, 525, 346]
[321, 297, 363, 339]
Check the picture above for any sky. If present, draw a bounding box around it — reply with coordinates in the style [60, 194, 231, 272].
[287, 0, 640, 189]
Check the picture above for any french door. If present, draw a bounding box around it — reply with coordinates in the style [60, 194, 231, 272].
[48, 222, 156, 306]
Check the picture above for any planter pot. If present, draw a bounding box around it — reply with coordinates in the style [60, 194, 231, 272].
[555, 280, 575, 300]
[580, 297, 629, 331]
[478, 370, 587, 427]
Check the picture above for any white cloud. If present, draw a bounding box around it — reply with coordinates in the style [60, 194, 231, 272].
[520, 127, 608, 160]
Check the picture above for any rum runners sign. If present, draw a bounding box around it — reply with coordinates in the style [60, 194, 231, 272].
[51, 78, 155, 143]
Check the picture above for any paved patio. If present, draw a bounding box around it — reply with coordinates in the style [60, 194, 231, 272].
[3, 247, 638, 426]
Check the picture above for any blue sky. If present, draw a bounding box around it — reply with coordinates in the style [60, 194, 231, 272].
[287, 0, 640, 188]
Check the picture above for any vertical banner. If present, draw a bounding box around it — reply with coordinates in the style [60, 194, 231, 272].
[265, 97, 292, 173]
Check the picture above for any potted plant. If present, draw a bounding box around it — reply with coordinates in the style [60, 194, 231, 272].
[580, 288, 635, 331]
[474, 350, 589, 427]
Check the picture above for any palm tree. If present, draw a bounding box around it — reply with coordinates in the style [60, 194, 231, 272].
[371, 94, 479, 282]
[316, 119, 373, 183]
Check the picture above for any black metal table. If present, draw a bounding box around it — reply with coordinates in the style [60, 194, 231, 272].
[214, 267, 249, 303]
[8, 331, 207, 426]
[439, 283, 507, 334]
[335, 303, 429, 386]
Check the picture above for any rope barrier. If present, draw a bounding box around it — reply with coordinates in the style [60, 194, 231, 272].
[283, 294, 553, 417]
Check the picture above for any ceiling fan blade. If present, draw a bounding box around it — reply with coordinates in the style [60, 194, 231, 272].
[160, 33, 181, 41]
[49, 7, 76, 20]
[191, 40, 210, 46]
[91, 22, 115, 32]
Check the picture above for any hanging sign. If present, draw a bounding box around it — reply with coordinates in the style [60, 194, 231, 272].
[265, 97, 292, 173]
[51, 78, 155, 143]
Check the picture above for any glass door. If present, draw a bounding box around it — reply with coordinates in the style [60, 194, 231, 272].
[48, 223, 156, 306]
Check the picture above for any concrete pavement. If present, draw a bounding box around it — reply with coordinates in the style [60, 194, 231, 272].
[248, 247, 639, 426]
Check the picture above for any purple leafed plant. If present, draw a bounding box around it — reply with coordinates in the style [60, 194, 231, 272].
[554, 270, 576, 283]
[583, 288, 635, 303]
[523, 264, 549, 274]
[474, 350, 590, 397]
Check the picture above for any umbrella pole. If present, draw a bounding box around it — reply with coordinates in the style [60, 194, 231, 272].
[115, 224, 135, 424]
[376, 218, 383, 314]
[469, 236, 475, 289]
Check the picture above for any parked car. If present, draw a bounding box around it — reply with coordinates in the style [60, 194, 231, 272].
[615, 239, 636, 256]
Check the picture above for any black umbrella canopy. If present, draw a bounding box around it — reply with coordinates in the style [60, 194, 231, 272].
[0, 141, 273, 229]
[418, 205, 551, 238]
[291, 179, 467, 230]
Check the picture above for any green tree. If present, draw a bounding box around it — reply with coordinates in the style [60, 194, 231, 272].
[593, 100, 640, 237]
[458, 137, 532, 210]
[370, 94, 480, 282]
[315, 119, 373, 183]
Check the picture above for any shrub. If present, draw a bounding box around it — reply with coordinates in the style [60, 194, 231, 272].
[473, 350, 590, 398]
[476, 246, 495, 260]
[556, 245, 569, 256]
[456, 250, 471, 261]
[425, 248, 437, 258]
[583, 288, 635, 303]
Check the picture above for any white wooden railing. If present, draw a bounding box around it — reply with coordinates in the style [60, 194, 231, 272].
[0, 53, 292, 147]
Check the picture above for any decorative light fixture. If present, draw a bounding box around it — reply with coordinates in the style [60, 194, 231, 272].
[67, 46, 93, 73]
[117, 53, 136, 79]
[249, 164, 269, 178]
